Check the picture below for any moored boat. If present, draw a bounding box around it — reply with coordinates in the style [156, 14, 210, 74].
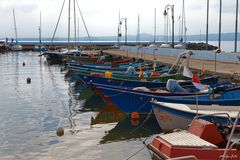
[151, 100, 240, 131]
[93, 82, 240, 113]
[147, 112, 240, 160]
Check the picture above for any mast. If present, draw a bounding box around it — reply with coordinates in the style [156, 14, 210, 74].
[136, 14, 140, 45]
[39, 11, 42, 46]
[77, 17, 80, 46]
[67, 0, 71, 50]
[13, 9, 18, 44]
[206, 0, 209, 50]
[182, 0, 186, 44]
[73, 0, 77, 48]
[218, 0, 222, 50]
[153, 8, 156, 44]
[117, 10, 121, 46]
[234, 0, 239, 52]
[171, 5, 174, 48]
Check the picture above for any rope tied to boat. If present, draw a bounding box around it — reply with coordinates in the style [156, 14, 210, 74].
[104, 90, 128, 98]
[124, 109, 154, 160]
[136, 98, 152, 112]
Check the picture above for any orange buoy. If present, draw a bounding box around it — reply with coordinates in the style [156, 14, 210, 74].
[131, 112, 140, 119]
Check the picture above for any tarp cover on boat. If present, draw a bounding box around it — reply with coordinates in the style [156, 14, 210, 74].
[166, 79, 189, 93]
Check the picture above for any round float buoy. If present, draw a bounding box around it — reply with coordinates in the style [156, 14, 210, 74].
[22, 62, 25, 66]
[56, 127, 64, 136]
[130, 112, 140, 119]
[26, 77, 31, 84]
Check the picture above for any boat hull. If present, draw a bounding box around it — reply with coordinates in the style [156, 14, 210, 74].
[94, 84, 240, 113]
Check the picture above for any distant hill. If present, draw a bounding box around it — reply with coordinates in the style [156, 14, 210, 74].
[4, 32, 240, 42]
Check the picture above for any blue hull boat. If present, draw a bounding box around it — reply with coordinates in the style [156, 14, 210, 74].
[93, 83, 240, 113]
[77, 73, 218, 88]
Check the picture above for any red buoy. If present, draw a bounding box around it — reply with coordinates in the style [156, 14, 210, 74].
[131, 112, 140, 119]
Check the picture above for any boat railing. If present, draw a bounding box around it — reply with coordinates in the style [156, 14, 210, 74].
[221, 111, 240, 160]
[167, 155, 198, 160]
[192, 112, 233, 126]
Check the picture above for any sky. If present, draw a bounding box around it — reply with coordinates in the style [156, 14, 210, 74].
[0, 0, 239, 38]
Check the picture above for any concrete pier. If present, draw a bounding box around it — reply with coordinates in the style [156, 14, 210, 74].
[105, 49, 240, 82]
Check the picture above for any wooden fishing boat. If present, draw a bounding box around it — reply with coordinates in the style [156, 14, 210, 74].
[76, 72, 218, 88]
[147, 113, 240, 160]
[151, 100, 240, 131]
[92, 82, 240, 113]
[67, 60, 154, 71]
[44, 49, 109, 64]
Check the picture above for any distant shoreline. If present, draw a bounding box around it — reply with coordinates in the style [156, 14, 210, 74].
[1, 32, 239, 42]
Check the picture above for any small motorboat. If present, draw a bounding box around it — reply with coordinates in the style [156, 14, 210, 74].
[151, 100, 240, 132]
[147, 112, 240, 159]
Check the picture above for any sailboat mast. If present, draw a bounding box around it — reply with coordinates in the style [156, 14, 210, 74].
[136, 14, 140, 45]
[13, 9, 18, 44]
[117, 10, 121, 46]
[183, 0, 186, 44]
[206, 0, 209, 50]
[77, 17, 80, 46]
[67, 0, 71, 50]
[154, 8, 156, 44]
[218, 0, 222, 50]
[181, 0, 186, 44]
[39, 11, 42, 46]
[73, 0, 77, 48]
[234, 0, 239, 52]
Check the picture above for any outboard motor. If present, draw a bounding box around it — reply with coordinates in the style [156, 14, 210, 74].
[166, 79, 189, 93]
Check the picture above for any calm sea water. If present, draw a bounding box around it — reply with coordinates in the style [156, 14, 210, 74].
[0, 51, 160, 160]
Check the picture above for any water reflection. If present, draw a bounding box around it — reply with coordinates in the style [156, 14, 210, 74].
[91, 103, 126, 125]
[99, 114, 162, 144]
[67, 73, 162, 145]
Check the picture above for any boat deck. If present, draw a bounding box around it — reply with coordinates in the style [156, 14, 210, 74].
[159, 130, 218, 148]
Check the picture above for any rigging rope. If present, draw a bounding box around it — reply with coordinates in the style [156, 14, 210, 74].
[76, 0, 94, 49]
[49, 0, 66, 50]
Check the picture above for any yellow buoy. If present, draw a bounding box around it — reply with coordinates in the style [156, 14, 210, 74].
[104, 71, 112, 78]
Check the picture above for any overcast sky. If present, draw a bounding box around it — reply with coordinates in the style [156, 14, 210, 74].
[0, 0, 239, 38]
